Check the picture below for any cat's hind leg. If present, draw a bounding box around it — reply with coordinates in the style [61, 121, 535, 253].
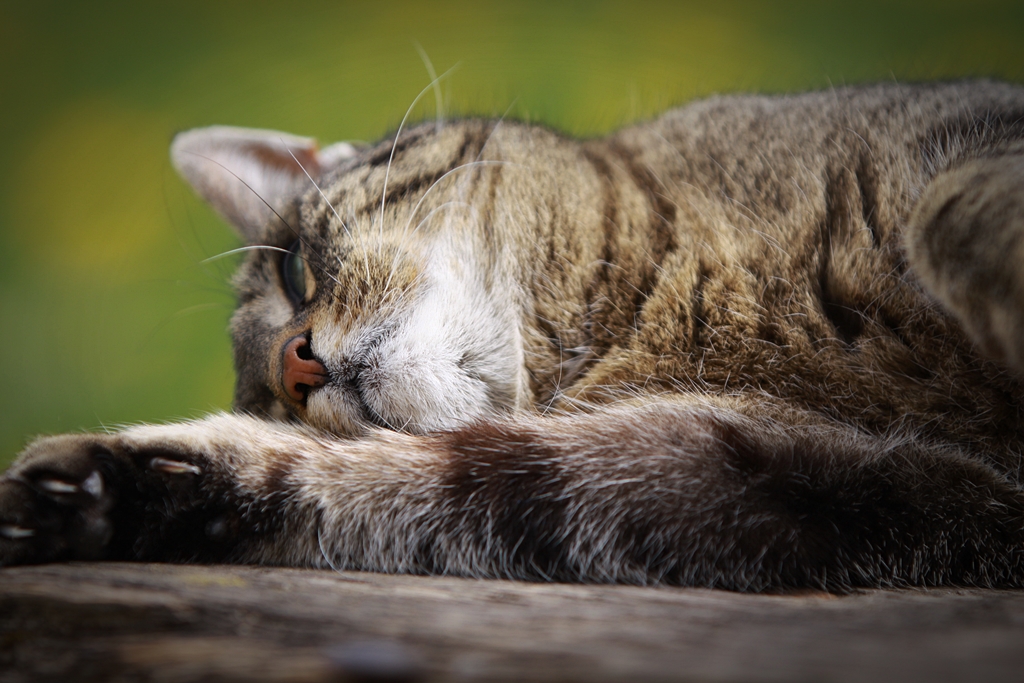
[906, 154, 1024, 371]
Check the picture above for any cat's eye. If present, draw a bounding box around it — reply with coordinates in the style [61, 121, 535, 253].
[282, 241, 310, 304]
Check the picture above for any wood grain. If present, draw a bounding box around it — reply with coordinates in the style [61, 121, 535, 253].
[2, 563, 1024, 682]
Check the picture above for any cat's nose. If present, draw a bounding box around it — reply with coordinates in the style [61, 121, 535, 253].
[282, 334, 328, 402]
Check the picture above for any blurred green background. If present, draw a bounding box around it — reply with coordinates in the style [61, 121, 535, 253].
[3, 0, 1024, 466]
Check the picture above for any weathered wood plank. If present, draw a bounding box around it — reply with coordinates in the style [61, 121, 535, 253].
[2, 563, 1024, 682]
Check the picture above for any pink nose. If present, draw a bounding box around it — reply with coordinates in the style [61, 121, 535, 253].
[282, 335, 328, 402]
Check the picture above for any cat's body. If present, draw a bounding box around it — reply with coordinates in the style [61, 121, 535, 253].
[5, 81, 1024, 591]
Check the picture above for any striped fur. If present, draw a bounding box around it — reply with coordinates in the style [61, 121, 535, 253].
[6, 81, 1024, 591]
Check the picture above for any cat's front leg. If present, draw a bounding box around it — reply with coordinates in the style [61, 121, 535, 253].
[0, 415, 324, 566]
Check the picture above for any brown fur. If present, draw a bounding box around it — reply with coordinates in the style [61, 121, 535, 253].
[5, 81, 1024, 591]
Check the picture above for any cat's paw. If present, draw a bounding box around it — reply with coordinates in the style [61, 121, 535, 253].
[0, 431, 244, 566]
[0, 434, 209, 566]
[0, 435, 122, 565]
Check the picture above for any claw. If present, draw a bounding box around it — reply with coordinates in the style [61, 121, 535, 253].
[81, 471, 104, 499]
[149, 457, 201, 476]
[37, 479, 79, 495]
[0, 525, 36, 539]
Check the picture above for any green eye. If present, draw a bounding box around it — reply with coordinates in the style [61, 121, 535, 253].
[282, 241, 308, 303]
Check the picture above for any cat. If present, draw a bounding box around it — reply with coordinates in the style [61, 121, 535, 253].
[4, 81, 1024, 592]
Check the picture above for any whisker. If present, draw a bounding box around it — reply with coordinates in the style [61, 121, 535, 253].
[379, 64, 459, 241]
[450, 99, 517, 210]
[414, 42, 445, 133]
[380, 243, 403, 304]
[202, 244, 342, 292]
[379, 201, 477, 307]
[281, 141, 352, 239]
[181, 151, 299, 239]
[183, 151, 342, 299]
[201, 245, 291, 263]
[402, 160, 513, 237]
[347, 215, 372, 288]
[317, 523, 343, 573]
[338, 253, 368, 292]
[477, 98, 518, 160]
[408, 200, 475, 239]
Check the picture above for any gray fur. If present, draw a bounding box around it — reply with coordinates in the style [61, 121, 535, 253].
[5, 82, 1024, 591]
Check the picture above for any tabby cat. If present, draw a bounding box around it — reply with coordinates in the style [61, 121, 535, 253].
[4, 81, 1024, 592]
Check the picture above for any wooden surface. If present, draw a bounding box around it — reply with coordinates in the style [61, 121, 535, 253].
[2, 563, 1024, 682]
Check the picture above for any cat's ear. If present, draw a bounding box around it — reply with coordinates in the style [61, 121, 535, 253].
[171, 126, 357, 243]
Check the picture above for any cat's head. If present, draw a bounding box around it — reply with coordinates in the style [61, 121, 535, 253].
[171, 123, 531, 436]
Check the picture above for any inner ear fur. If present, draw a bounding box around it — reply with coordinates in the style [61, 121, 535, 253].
[171, 126, 356, 244]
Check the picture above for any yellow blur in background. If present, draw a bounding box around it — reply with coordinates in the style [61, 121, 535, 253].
[3, 0, 1024, 464]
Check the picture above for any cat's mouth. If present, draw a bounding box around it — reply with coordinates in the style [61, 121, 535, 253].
[337, 359, 393, 430]
[296, 302, 513, 435]
[286, 334, 401, 433]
